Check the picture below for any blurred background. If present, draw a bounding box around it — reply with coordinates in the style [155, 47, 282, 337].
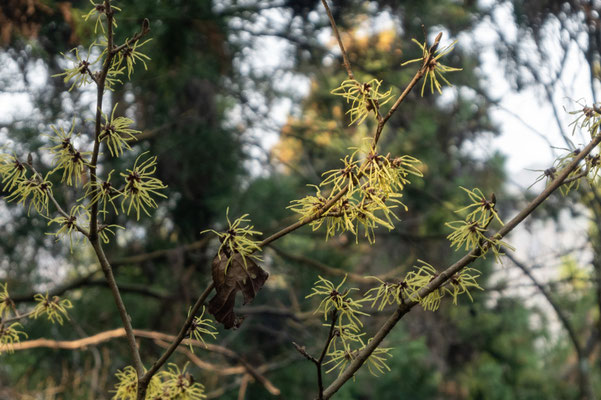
[1, 0, 600, 399]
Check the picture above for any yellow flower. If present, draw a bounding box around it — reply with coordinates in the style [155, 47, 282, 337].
[83, 170, 122, 216]
[402, 37, 462, 96]
[187, 306, 218, 352]
[201, 208, 262, 272]
[306, 275, 369, 330]
[5, 172, 52, 216]
[119, 152, 167, 220]
[31, 292, 73, 325]
[320, 154, 360, 193]
[0, 154, 27, 192]
[0, 323, 27, 354]
[100, 103, 141, 157]
[444, 268, 483, 305]
[46, 205, 87, 252]
[114, 38, 152, 79]
[82, 0, 122, 34]
[0, 282, 14, 319]
[331, 79, 393, 125]
[111, 366, 162, 400]
[404, 260, 443, 311]
[364, 277, 406, 311]
[568, 102, 601, 137]
[158, 363, 207, 400]
[52, 44, 99, 91]
[454, 187, 503, 226]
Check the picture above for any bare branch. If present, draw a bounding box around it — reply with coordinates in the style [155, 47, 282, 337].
[320, 0, 354, 80]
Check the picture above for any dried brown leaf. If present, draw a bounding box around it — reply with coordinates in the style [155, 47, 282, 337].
[208, 252, 268, 329]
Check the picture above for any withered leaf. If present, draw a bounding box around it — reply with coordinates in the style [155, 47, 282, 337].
[208, 252, 268, 329]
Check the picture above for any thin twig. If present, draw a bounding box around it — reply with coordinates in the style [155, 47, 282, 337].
[1, 309, 36, 325]
[320, 0, 354, 80]
[373, 32, 442, 144]
[111, 19, 150, 54]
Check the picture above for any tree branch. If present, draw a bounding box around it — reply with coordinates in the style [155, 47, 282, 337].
[322, 132, 601, 398]
[138, 282, 215, 394]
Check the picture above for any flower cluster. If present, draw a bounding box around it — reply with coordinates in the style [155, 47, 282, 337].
[569, 102, 601, 138]
[0, 283, 13, 319]
[5, 172, 52, 216]
[111, 366, 161, 400]
[0, 154, 26, 192]
[366, 260, 483, 312]
[401, 36, 462, 96]
[82, 0, 122, 34]
[56, 1, 150, 94]
[0, 0, 161, 247]
[289, 144, 423, 244]
[331, 79, 393, 125]
[324, 342, 393, 377]
[31, 292, 73, 325]
[120, 153, 168, 220]
[100, 103, 141, 157]
[306, 276, 393, 377]
[446, 187, 510, 261]
[201, 208, 263, 272]
[46, 205, 88, 251]
[0, 323, 28, 354]
[52, 44, 98, 91]
[307, 275, 370, 330]
[46, 123, 91, 187]
[111, 363, 206, 400]
[187, 306, 218, 352]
